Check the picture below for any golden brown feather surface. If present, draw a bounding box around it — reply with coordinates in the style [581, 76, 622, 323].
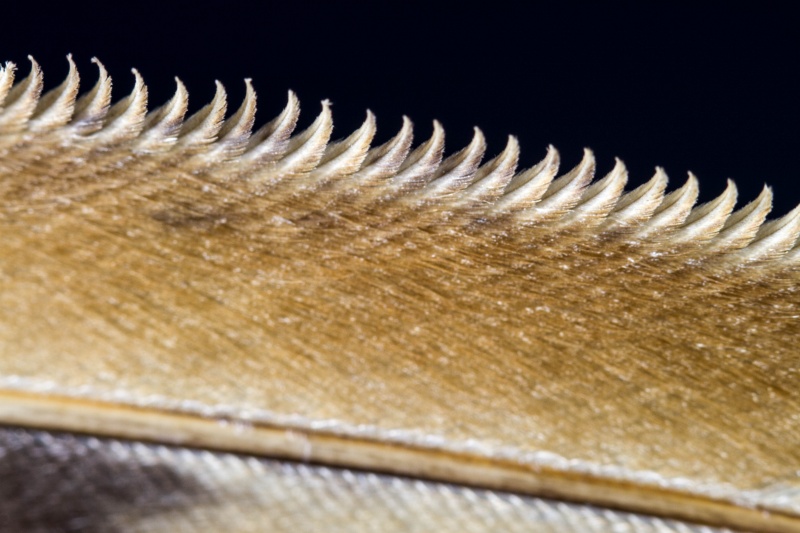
[0, 56, 799, 531]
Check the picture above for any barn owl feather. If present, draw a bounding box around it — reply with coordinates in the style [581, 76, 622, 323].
[1, 57, 799, 532]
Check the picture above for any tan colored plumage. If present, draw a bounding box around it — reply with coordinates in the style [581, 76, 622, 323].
[1, 56, 799, 532]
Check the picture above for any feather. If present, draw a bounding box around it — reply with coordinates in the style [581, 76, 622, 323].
[0, 56, 799, 532]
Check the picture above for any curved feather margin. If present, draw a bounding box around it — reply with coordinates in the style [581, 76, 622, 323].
[0, 56, 798, 265]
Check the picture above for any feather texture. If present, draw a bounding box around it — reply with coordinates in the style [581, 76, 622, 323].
[1, 57, 799, 532]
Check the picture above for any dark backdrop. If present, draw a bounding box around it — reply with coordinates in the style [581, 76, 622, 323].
[2, 2, 798, 216]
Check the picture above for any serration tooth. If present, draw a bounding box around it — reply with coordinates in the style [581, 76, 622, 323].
[461, 135, 520, 202]
[312, 110, 377, 181]
[387, 120, 445, 194]
[514, 148, 595, 224]
[555, 157, 628, 229]
[0, 56, 43, 132]
[0, 60, 16, 106]
[708, 185, 773, 253]
[136, 77, 189, 152]
[177, 80, 228, 148]
[208, 78, 258, 160]
[735, 202, 800, 264]
[353, 116, 414, 183]
[670, 179, 738, 244]
[1, 57, 799, 533]
[265, 100, 333, 179]
[634, 174, 699, 240]
[93, 67, 148, 143]
[328, 116, 415, 205]
[415, 127, 487, 199]
[243, 90, 300, 164]
[0, 57, 793, 268]
[29, 54, 80, 131]
[71, 58, 112, 133]
[494, 145, 559, 215]
[602, 168, 667, 230]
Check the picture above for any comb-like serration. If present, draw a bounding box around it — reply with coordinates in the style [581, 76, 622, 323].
[0, 57, 796, 262]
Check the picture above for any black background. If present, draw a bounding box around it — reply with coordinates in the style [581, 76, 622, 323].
[2, 2, 798, 216]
